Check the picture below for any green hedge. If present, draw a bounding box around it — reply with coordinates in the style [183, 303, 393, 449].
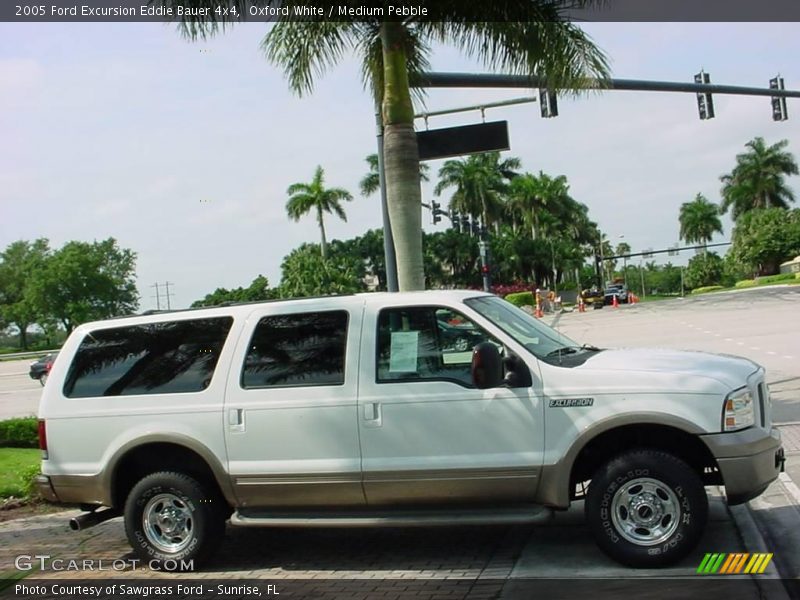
[755, 273, 796, 285]
[690, 285, 725, 295]
[0, 417, 39, 448]
[735, 279, 758, 288]
[505, 291, 535, 308]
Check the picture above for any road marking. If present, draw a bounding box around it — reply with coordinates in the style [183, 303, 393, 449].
[703, 330, 712, 334]
[714, 333, 721, 337]
[737, 342, 745, 346]
[725, 338, 734, 342]
[750, 347, 760, 351]
[767, 351, 776, 355]
[784, 355, 794, 360]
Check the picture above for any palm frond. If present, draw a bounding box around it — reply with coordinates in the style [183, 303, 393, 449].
[262, 21, 357, 96]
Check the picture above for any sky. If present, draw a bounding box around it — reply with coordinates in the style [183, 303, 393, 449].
[1, 22, 799, 310]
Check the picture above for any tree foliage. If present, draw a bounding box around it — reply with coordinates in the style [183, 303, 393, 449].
[279, 243, 365, 298]
[679, 193, 723, 246]
[286, 165, 353, 260]
[728, 208, 800, 276]
[0, 239, 50, 349]
[684, 252, 725, 289]
[720, 137, 798, 221]
[26, 239, 139, 333]
[191, 275, 277, 308]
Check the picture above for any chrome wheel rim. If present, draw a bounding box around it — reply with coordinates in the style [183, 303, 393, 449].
[454, 337, 470, 352]
[142, 493, 194, 553]
[610, 477, 680, 546]
[40, 373, 47, 386]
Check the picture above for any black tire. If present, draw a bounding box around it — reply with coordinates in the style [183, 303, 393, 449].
[124, 471, 225, 570]
[585, 449, 708, 568]
[39, 373, 47, 386]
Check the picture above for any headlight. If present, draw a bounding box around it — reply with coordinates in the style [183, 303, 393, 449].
[722, 388, 754, 431]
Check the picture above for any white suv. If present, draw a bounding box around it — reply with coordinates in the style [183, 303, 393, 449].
[36, 290, 784, 568]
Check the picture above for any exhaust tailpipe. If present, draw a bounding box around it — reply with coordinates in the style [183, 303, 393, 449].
[69, 508, 120, 531]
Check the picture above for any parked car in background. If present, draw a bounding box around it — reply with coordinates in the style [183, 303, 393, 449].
[29, 353, 58, 386]
[604, 283, 629, 305]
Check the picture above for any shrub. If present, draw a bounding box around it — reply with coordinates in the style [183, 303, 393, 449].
[505, 291, 535, 308]
[755, 273, 795, 285]
[0, 417, 39, 448]
[735, 279, 757, 288]
[690, 285, 725, 295]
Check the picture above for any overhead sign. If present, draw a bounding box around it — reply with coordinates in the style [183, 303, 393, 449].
[416, 121, 510, 161]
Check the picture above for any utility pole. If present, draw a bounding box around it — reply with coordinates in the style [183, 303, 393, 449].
[150, 283, 161, 310]
[163, 282, 174, 310]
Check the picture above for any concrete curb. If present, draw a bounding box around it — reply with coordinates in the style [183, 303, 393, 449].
[728, 499, 792, 600]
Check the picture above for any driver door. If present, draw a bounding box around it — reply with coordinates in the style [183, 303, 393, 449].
[357, 303, 544, 505]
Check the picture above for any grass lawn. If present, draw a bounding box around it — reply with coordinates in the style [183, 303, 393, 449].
[0, 448, 40, 499]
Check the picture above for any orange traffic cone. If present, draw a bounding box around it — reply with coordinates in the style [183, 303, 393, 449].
[612, 294, 619, 309]
[578, 298, 585, 313]
[630, 293, 637, 304]
[535, 302, 543, 318]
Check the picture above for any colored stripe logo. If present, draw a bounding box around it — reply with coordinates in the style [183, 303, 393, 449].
[697, 553, 773, 574]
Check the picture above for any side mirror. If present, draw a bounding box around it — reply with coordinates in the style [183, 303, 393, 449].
[471, 342, 503, 389]
[503, 353, 532, 388]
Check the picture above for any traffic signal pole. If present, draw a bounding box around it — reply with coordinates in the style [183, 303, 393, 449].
[375, 72, 799, 292]
[417, 72, 800, 100]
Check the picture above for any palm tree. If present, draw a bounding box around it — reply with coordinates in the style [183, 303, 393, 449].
[360, 153, 429, 197]
[172, 6, 609, 290]
[434, 152, 521, 228]
[285, 166, 352, 260]
[508, 171, 569, 240]
[679, 193, 724, 249]
[719, 137, 798, 221]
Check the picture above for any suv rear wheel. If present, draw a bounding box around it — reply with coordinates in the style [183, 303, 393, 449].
[585, 449, 708, 567]
[124, 471, 225, 569]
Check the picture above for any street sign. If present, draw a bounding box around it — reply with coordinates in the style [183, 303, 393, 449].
[417, 121, 510, 161]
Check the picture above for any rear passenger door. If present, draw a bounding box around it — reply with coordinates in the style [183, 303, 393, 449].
[223, 302, 365, 508]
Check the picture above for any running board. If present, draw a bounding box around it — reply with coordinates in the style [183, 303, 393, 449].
[230, 505, 553, 528]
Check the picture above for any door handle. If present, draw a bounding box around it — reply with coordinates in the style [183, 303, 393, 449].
[229, 408, 245, 433]
[363, 402, 382, 427]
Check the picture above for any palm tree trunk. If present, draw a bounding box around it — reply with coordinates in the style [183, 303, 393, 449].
[317, 206, 328, 259]
[381, 22, 424, 291]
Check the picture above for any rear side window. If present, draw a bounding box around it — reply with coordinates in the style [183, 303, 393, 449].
[242, 311, 348, 388]
[63, 317, 233, 398]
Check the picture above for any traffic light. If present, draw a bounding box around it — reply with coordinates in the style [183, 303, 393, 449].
[694, 71, 715, 120]
[770, 76, 788, 121]
[460, 215, 470, 234]
[450, 210, 460, 231]
[471, 219, 481, 237]
[539, 88, 558, 118]
[431, 201, 442, 224]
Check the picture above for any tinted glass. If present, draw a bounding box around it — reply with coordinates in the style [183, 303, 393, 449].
[242, 311, 348, 388]
[64, 317, 234, 398]
[376, 307, 493, 386]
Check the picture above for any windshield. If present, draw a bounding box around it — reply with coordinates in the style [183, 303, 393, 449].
[465, 295, 584, 361]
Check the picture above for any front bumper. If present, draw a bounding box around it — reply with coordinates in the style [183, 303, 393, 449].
[700, 427, 784, 505]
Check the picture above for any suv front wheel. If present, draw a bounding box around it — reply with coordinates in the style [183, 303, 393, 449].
[124, 471, 225, 569]
[585, 449, 708, 567]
